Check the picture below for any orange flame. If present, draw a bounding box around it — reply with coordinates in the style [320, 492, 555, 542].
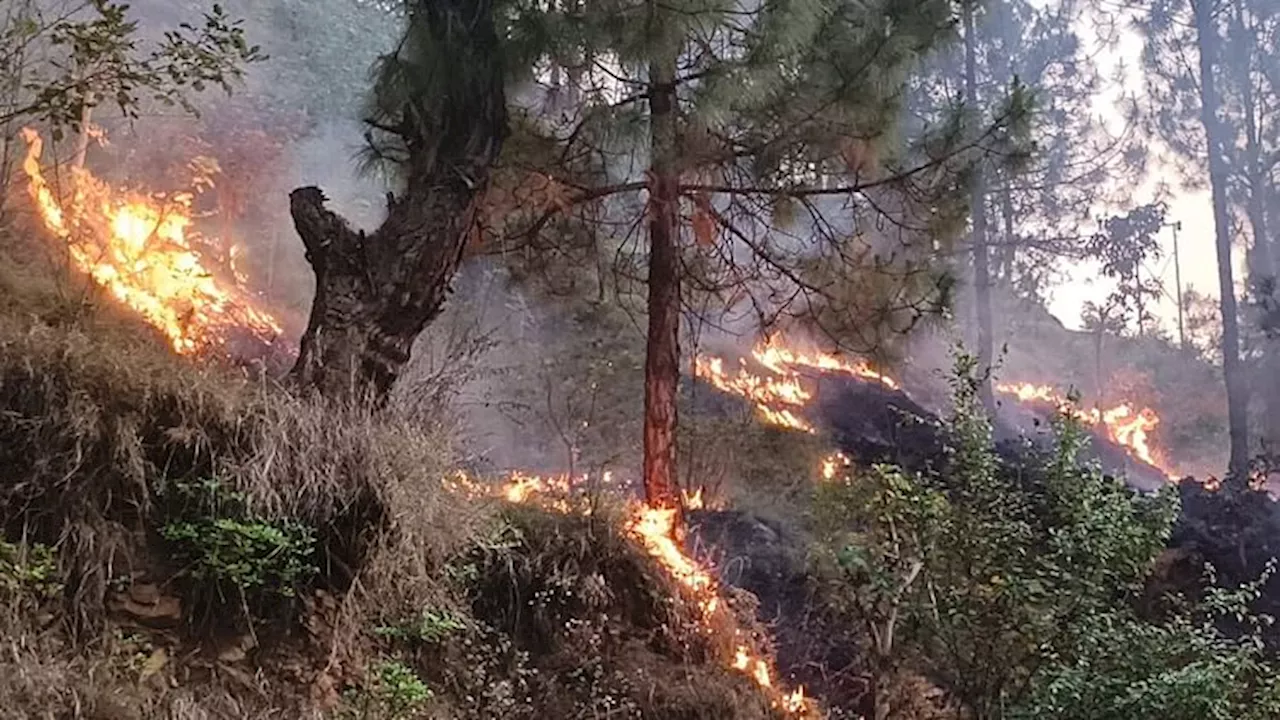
[753, 335, 900, 390]
[445, 470, 816, 716]
[694, 335, 898, 434]
[18, 128, 282, 354]
[695, 356, 815, 433]
[821, 452, 851, 482]
[682, 487, 706, 510]
[626, 504, 815, 715]
[996, 382, 1175, 478]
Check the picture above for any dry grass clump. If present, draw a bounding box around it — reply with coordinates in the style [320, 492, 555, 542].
[427, 504, 781, 719]
[0, 289, 488, 635]
[0, 233, 807, 719]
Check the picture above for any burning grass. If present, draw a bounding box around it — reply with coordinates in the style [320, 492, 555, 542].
[455, 504, 784, 719]
[18, 127, 284, 355]
[0, 243, 809, 718]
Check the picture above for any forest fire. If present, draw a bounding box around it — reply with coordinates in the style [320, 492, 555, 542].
[695, 335, 1176, 481]
[445, 469, 816, 717]
[995, 381, 1174, 478]
[695, 335, 899, 433]
[17, 128, 282, 354]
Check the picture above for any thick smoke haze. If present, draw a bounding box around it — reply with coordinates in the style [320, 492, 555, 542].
[10, 0, 1248, 486]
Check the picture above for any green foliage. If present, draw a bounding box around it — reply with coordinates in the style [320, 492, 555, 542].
[920, 354, 1177, 718]
[374, 607, 468, 644]
[814, 350, 1179, 719]
[159, 478, 316, 605]
[340, 660, 434, 720]
[0, 539, 61, 602]
[812, 461, 948, 717]
[1, 1, 263, 135]
[1014, 565, 1280, 720]
[360, 0, 508, 180]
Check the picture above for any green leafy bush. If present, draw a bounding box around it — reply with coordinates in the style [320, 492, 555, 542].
[0, 539, 61, 601]
[340, 660, 433, 720]
[373, 607, 468, 644]
[1014, 565, 1280, 720]
[814, 352, 1180, 719]
[159, 478, 316, 609]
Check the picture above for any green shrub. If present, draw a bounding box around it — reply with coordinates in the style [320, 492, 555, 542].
[814, 351, 1180, 719]
[159, 477, 316, 610]
[339, 660, 433, 720]
[1014, 565, 1280, 720]
[373, 607, 468, 644]
[0, 539, 61, 601]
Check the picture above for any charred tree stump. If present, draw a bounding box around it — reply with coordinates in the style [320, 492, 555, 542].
[287, 0, 507, 401]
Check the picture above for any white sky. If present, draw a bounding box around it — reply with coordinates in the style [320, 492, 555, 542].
[1043, 10, 1233, 334]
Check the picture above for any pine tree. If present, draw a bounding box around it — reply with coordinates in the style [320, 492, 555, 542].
[1139, 0, 1251, 483]
[489, 0, 1029, 506]
[1213, 0, 1280, 460]
[911, 0, 1137, 405]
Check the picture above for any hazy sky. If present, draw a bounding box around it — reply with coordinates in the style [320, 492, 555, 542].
[1044, 9, 1231, 334]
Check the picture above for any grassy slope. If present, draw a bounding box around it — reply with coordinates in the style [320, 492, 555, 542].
[0, 232, 784, 719]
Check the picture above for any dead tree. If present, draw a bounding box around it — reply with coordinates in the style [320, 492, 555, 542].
[289, 0, 508, 400]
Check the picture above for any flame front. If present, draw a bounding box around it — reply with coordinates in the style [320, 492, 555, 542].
[695, 355, 816, 432]
[446, 469, 816, 716]
[753, 335, 900, 391]
[18, 128, 282, 354]
[695, 335, 898, 434]
[626, 504, 816, 715]
[996, 382, 1174, 478]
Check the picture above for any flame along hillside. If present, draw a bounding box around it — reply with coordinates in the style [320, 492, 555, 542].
[14, 136, 820, 718]
[444, 469, 816, 716]
[17, 128, 285, 356]
[13, 122, 1174, 488]
[13, 123, 1192, 715]
[694, 336, 1181, 488]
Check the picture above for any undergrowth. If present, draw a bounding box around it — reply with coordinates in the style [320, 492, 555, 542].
[0, 237, 794, 718]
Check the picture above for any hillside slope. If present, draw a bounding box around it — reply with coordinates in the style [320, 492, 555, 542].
[0, 242, 800, 720]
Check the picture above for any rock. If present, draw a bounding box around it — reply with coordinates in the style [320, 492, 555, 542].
[108, 583, 181, 628]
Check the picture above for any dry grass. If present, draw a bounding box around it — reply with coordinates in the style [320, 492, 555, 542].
[0, 229, 808, 719]
[0, 231, 491, 716]
[0, 301, 485, 629]
[451, 504, 781, 719]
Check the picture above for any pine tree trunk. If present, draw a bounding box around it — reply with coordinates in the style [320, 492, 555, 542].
[289, 0, 507, 402]
[1194, 0, 1250, 483]
[1245, 183, 1280, 455]
[998, 186, 1017, 284]
[963, 3, 996, 414]
[1234, 5, 1280, 456]
[641, 39, 682, 509]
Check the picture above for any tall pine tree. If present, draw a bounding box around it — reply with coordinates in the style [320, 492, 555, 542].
[489, 0, 1028, 505]
[1140, 0, 1251, 483]
[911, 0, 1136, 404]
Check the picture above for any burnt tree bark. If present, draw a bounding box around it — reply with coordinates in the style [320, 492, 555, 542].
[641, 21, 682, 509]
[288, 0, 508, 400]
